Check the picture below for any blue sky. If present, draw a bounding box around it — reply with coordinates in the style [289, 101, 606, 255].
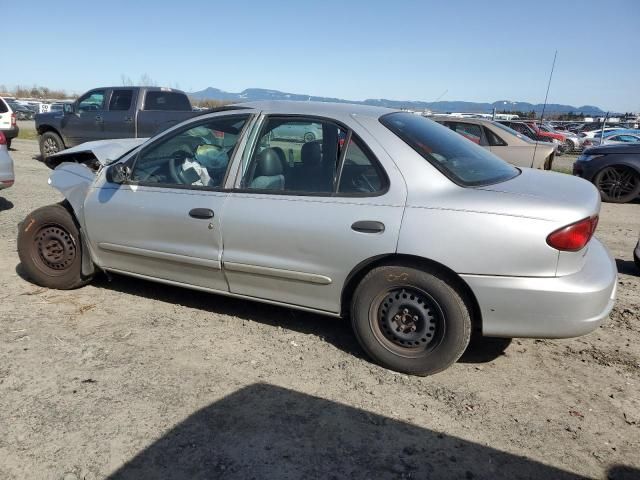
[5, 0, 639, 112]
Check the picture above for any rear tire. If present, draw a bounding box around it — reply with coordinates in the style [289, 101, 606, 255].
[350, 265, 471, 376]
[17, 204, 92, 289]
[39, 131, 64, 160]
[6, 139, 11, 149]
[594, 166, 640, 203]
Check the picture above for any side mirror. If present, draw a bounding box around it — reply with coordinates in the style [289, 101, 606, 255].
[63, 103, 75, 115]
[106, 163, 131, 184]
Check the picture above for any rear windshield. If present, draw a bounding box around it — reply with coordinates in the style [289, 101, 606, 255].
[143, 91, 191, 111]
[380, 112, 519, 186]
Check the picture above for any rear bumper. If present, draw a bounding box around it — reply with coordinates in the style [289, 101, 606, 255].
[461, 238, 617, 338]
[1, 126, 19, 140]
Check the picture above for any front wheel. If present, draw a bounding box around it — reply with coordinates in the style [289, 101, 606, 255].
[39, 131, 65, 160]
[350, 265, 471, 376]
[17, 204, 92, 289]
[594, 166, 640, 203]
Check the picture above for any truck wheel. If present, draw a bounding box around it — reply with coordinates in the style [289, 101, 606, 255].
[350, 265, 471, 376]
[39, 131, 64, 160]
[18, 204, 92, 290]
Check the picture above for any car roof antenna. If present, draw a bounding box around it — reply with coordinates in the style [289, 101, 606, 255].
[533, 50, 558, 168]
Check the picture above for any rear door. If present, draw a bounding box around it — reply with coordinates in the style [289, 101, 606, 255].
[220, 115, 406, 313]
[101, 89, 137, 139]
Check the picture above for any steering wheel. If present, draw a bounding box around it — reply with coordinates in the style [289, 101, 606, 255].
[168, 150, 193, 184]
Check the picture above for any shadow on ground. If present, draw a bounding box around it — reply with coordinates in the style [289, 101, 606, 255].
[106, 383, 637, 479]
[616, 258, 639, 276]
[0, 197, 14, 212]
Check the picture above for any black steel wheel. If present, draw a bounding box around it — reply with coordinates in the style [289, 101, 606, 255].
[18, 203, 92, 289]
[594, 166, 640, 203]
[351, 264, 471, 376]
[39, 131, 65, 160]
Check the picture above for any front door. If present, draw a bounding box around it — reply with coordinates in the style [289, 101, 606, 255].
[83, 114, 251, 291]
[62, 89, 107, 146]
[221, 116, 406, 313]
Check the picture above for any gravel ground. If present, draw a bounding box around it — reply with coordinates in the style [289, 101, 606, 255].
[1, 139, 639, 480]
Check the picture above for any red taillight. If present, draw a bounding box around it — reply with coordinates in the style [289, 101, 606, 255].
[0, 131, 5, 145]
[10, 113, 16, 127]
[547, 216, 599, 251]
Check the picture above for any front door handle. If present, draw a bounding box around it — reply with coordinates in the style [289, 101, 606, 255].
[351, 220, 385, 233]
[189, 208, 214, 220]
[95, 115, 103, 123]
[124, 116, 133, 123]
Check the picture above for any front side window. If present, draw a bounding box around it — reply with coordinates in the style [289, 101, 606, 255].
[109, 90, 133, 111]
[381, 112, 519, 186]
[143, 91, 191, 111]
[78, 90, 105, 112]
[242, 117, 345, 194]
[131, 115, 249, 188]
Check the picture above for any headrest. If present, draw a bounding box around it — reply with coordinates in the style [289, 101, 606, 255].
[255, 148, 283, 176]
[301, 141, 322, 167]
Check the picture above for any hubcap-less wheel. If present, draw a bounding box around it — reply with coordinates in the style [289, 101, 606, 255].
[32, 225, 76, 274]
[44, 137, 60, 155]
[373, 287, 445, 358]
[596, 166, 640, 203]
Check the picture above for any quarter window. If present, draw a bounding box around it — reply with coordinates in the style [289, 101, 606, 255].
[143, 91, 191, 111]
[77, 90, 105, 112]
[131, 115, 248, 188]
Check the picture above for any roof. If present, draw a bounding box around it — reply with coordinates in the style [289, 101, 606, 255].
[231, 100, 398, 119]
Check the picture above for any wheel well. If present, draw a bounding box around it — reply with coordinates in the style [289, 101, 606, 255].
[340, 254, 483, 335]
[58, 200, 96, 278]
[37, 125, 63, 142]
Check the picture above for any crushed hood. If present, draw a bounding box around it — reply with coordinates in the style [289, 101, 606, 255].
[49, 138, 148, 165]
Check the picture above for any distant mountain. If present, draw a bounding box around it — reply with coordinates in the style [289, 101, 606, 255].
[188, 87, 607, 116]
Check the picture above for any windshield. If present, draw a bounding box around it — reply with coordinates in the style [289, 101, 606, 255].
[381, 113, 519, 186]
[492, 121, 536, 143]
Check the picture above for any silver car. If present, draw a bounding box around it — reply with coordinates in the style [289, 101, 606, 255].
[0, 132, 15, 190]
[17, 101, 617, 376]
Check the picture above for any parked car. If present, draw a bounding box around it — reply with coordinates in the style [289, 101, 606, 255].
[17, 101, 617, 376]
[35, 87, 198, 160]
[0, 97, 19, 149]
[539, 122, 583, 152]
[522, 121, 573, 153]
[580, 127, 621, 139]
[573, 143, 640, 203]
[0, 132, 15, 189]
[434, 116, 556, 169]
[497, 120, 561, 152]
[7, 101, 35, 120]
[583, 133, 640, 148]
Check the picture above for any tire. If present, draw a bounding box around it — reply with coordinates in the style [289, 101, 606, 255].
[17, 204, 92, 289]
[350, 265, 472, 376]
[39, 131, 64, 160]
[594, 166, 640, 203]
[303, 132, 316, 143]
[6, 139, 11, 150]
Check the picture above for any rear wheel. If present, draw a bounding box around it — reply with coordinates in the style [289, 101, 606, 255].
[6, 139, 11, 150]
[17, 204, 92, 289]
[594, 166, 640, 203]
[350, 265, 471, 376]
[39, 131, 64, 160]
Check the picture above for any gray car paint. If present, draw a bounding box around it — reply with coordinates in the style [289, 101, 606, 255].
[47, 101, 617, 339]
[0, 143, 14, 189]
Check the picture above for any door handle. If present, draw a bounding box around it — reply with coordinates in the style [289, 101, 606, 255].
[95, 115, 103, 123]
[124, 116, 133, 123]
[189, 208, 214, 220]
[351, 220, 385, 233]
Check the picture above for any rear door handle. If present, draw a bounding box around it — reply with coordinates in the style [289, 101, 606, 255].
[351, 220, 385, 233]
[124, 116, 133, 123]
[189, 208, 214, 219]
[95, 115, 103, 123]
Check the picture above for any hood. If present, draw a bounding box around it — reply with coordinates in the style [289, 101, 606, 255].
[48, 138, 148, 166]
[584, 143, 640, 156]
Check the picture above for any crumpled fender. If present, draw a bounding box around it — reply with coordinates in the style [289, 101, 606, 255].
[48, 162, 96, 227]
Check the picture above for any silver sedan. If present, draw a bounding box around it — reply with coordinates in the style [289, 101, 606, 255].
[0, 132, 14, 190]
[16, 101, 617, 376]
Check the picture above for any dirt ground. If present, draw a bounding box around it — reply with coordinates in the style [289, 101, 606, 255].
[1, 139, 639, 480]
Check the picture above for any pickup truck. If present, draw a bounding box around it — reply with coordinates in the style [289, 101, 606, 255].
[35, 86, 198, 160]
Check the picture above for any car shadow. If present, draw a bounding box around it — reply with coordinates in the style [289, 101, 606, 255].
[15, 266, 513, 366]
[616, 258, 639, 276]
[0, 197, 14, 212]
[105, 383, 633, 479]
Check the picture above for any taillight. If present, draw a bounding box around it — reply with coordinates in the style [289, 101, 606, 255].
[10, 113, 16, 127]
[546, 216, 599, 251]
[0, 131, 5, 145]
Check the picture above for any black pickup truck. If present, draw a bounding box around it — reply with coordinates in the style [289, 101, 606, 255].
[35, 86, 198, 159]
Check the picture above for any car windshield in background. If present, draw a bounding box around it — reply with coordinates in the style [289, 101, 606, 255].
[144, 91, 191, 111]
[380, 113, 519, 186]
[493, 121, 536, 143]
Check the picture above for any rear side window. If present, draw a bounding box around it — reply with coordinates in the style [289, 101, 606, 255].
[144, 91, 191, 111]
[109, 90, 133, 111]
[0, 99, 7, 113]
[338, 138, 385, 194]
[380, 112, 519, 186]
